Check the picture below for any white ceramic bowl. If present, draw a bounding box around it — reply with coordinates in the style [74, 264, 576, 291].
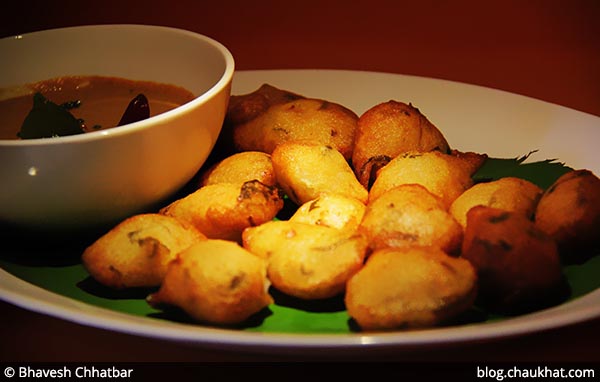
[0, 25, 234, 232]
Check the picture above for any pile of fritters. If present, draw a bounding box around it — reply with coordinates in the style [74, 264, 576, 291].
[82, 84, 600, 330]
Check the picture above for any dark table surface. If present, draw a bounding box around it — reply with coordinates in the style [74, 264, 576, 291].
[1, 0, 599, 363]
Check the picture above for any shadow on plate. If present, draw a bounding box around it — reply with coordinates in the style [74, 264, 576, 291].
[77, 274, 273, 329]
[76, 276, 157, 300]
[147, 304, 273, 329]
[269, 287, 346, 313]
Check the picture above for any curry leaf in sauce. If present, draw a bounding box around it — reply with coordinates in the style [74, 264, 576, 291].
[2, 76, 194, 140]
[16, 92, 152, 139]
[17, 93, 85, 139]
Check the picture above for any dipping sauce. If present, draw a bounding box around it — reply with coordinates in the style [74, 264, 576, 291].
[0, 76, 195, 139]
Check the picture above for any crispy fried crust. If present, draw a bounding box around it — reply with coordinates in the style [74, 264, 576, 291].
[450, 177, 543, 228]
[82, 213, 206, 289]
[226, 84, 305, 126]
[160, 180, 283, 242]
[535, 169, 600, 264]
[210, 84, 305, 160]
[345, 246, 477, 330]
[243, 220, 368, 299]
[359, 184, 463, 255]
[448, 149, 488, 176]
[352, 101, 450, 188]
[147, 239, 273, 325]
[232, 98, 358, 160]
[199, 151, 277, 188]
[290, 193, 366, 233]
[272, 142, 368, 205]
[368, 151, 473, 207]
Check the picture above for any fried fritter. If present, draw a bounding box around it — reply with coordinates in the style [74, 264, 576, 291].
[272, 142, 368, 205]
[226, 83, 305, 126]
[289, 193, 366, 233]
[535, 169, 600, 263]
[199, 151, 277, 188]
[368, 150, 474, 207]
[232, 97, 359, 160]
[462, 206, 567, 314]
[211, 84, 305, 159]
[147, 239, 273, 325]
[352, 101, 450, 188]
[242, 220, 368, 300]
[82, 213, 206, 289]
[359, 184, 463, 255]
[345, 246, 477, 330]
[450, 177, 543, 228]
[448, 149, 488, 176]
[160, 180, 283, 242]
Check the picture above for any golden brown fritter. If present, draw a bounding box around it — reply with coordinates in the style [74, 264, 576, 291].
[462, 206, 567, 314]
[147, 239, 273, 325]
[160, 180, 283, 242]
[345, 246, 477, 330]
[199, 151, 277, 188]
[289, 193, 366, 233]
[232, 98, 359, 160]
[242, 220, 368, 300]
[82, 213, 206, 289]
[272, 142, 368, 205]
[359, 184, 463, 255]
[211, 84, 305, 159]
[226, 83, 305, 126]
[368, 150, 474, 208]
[450, 177, 543, 228]
[535, 169, 600, 264]
[352, 101, 450, 188]
[448, 149, 488, 176]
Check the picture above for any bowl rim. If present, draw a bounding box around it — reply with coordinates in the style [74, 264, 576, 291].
[0, 24, 235, 147]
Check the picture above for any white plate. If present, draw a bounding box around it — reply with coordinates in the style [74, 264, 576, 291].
[1, 69, 600, 353]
